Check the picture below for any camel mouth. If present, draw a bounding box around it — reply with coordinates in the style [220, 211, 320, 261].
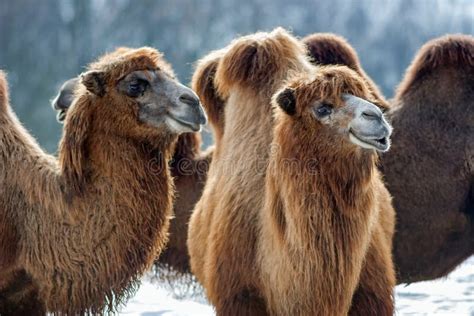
[56, 109, 67, 123]
[168, 114, 201, 132]
[349, 130, 390, 152]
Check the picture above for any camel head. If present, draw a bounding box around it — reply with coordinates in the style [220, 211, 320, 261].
[274, 65, 392, 152]
[52, 48, 141, 123]
[70, 47, 206, 139]
[51, 77, 79, 122]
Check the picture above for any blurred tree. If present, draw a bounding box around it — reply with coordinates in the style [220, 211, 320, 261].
[0, 0, 472, 150]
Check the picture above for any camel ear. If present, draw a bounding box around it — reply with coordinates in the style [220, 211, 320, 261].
[276, 88, 296, 115]
[81, 71, 106, 97]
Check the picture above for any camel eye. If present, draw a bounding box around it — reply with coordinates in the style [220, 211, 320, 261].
[316, 103, 333, 117]
[127, 79, 148, 98]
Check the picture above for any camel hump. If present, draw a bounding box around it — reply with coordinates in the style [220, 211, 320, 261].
[302, 33, 388, 109]
[215, 27, 306, 97]
[302, 33, 360, 71]
[192, 49, 226, 130]
[396, 34, 474, 99]
[0, 70, 9, 108]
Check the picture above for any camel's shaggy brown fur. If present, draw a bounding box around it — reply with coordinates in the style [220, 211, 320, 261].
[51, 71, 211, 281]
[300, 35, 398, 313]
[384, 34, 474, 283]
[259, 66, 395, 315]
[156, 132, 212, 278]
[0, 47, 188, 314]
[188, 28, 395, 315]
[304, 33, 474, 283]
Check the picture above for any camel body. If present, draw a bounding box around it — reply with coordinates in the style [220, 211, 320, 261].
[188, 29, 395, 315]
[303, 33, 474, 283]
[385, 34, 474, 282]
[0, 46, 206, 314]
[51, 74, 213, 280]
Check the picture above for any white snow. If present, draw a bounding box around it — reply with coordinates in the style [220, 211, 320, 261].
[395, 256, 474, 315]
[120, 256, 474, 316]
[120, 282, 213, 316]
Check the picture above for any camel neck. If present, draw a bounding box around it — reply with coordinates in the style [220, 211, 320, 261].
[170, 133, 201, 171]
[266, 122, 377, 247]
[59, 124, 174, 202]
[91, 133, 172, 188]
[281, 141, 374, 211]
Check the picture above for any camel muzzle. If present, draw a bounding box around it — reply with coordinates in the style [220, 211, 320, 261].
[169, 88, 207, 132]
[343, 94, 392, 152]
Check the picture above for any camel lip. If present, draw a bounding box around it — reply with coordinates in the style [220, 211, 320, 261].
[349, 130, 390, 152]
[168, 114, 201, 132]
[56, 109, 66, 123]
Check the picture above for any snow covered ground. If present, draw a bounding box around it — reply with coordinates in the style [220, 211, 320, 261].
[122, 283, 213, 316]
[395, 256, 474, 315]
[121, 256, 474, 316]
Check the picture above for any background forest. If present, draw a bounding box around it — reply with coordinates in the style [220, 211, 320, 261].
[0, 0, 472, 151]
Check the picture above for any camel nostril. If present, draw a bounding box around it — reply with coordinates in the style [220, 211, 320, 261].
[362, 110, 379, 121]
[179, 93, 200, 107]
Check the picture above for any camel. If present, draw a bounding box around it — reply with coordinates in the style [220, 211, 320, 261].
[188, 28, 395, 315]
[384, 34, 474, 283]
[51, 77, 79, 122]
[303, 33, 474, 283]
[260, 65, 394, 315]
[145, 33, 473, 289]
[187, 29, 312, 315]
[50, 47, 227, 283]
[51, 73, 212, 279]
[0, 47, 206, 314]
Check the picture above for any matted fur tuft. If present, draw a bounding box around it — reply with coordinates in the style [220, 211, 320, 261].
[302, 33, 360, 70]
[215, 27, 308, 98]
[192, 49, 226, 139]
[396, 34, 474, 98]
[88, 46, 176, 83]
[277, 65, 376, 113]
